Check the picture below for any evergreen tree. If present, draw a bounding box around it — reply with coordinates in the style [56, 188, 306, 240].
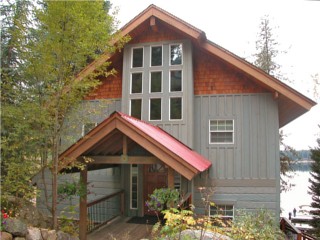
[309, 137, 320, 238]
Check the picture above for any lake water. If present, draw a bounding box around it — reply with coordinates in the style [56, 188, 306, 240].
[280, 171, 313, 218]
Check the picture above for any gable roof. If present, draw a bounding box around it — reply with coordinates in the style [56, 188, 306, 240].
[75, 4, 316, 127]
[59, 112, 212, 180]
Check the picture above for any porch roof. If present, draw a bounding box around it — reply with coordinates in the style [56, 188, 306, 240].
[59, 111, 212, 180]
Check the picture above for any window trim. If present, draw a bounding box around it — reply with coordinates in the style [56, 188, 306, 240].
[149, 98, 162, 121]
[130, 164, 138, 209]
[169, 69, 183, 93]
[169, 97, 183, 121]
[130, 72, 143, 94]
[149, 70, 163, 93]
[150, 45, 163, 67]
[209, 119, 234, 144]
[169, 43, 183, 66]
[131, 47, 144, 68]
[209, 204, 234, 220]
[130, 98, 142, 119]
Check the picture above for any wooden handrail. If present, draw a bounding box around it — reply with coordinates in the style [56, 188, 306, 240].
[87, 189, 124, 207]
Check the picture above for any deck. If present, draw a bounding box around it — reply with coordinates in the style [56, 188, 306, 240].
[87, 216, 154, 240]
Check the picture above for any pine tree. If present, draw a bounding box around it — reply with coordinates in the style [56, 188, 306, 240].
[309, 137, 320, 237]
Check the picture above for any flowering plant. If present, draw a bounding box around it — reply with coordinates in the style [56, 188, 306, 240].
[145, 188, 179, 213]
[0, 210, 9, 231]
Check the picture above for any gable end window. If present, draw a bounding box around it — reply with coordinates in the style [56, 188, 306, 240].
[132, 48, 143, 68]
[209, 120, 234, 144]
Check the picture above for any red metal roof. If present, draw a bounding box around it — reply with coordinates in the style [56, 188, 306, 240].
[117, 112, 212, 172]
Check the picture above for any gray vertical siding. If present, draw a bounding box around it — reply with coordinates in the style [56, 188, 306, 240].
[194, 93, 280, 216]
[33, 167, 122, 218]
[60, 99, 121, 152]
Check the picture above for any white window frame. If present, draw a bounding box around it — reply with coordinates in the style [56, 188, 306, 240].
[169, 97, 183, 121]
[210, 204, 234, 220]
[130, 72, 143, 94]
[130, 164, 138, 209]
[169, 43, 183, 66]
[131, 47, 144, 68]
[209, 119, 234, 144]
[149, 70, 163, 93]
[169, 69, 183, 93]
[149, 98, 162, 121]
[129, 98, 142, 119]
[150, 45, 163, 67]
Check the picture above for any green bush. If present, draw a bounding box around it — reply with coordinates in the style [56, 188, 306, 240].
[228, 209, 284, 240]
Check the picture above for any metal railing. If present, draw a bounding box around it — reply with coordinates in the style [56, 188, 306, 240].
[87, 189, 124, 232]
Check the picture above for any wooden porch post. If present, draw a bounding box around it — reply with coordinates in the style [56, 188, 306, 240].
[168, 167, 174, 189]
[79, 165, 88, 240]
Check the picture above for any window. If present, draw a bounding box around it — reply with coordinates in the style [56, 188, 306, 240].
[150, 71, 162, 93]
[170, 44, 182, 65]
[210, 204, 234, 220]
[132, 48, 143, 68]
[209, 120, 234, 144]
[82, 123, 97, 136]
[150, 98, 162, 120]
[170, 97, 182, 120]
[151, 46, 162, 66]
[170, 70, 182, 92]
[127, 43, 186, 121]
[130, 164, 138, 209]
[130, 99, 142, 119]
[131, 72, 143, 93]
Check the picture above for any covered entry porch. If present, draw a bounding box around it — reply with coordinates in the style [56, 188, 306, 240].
[58, 112, 211, 240]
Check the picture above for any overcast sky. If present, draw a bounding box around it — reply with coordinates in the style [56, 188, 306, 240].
[111, 0, 320, 150]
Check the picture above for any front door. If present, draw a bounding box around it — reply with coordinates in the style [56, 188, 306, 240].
[143, 164, 168, 215]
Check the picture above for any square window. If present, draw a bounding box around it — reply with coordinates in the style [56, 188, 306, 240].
[170, 70, 182, 92]
[209, 120, 234, 144]
[132, 48, 143, 68]
[130, 99, 142, 119]
[170, 44, 182, 65]
[210, 204, 234, 224]
[131, 73, 142, 93]
[150, 98, 161, 120]
[150, 71, 162, 93]
[170, 97, 182, 120]
[151, 46, 162, 66]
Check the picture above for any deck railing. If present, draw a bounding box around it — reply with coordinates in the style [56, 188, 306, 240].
[87, 189, 124, 232]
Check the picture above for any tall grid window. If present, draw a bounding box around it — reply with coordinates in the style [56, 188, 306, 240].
[129, 43, 184, 121]
[209, 120, 234, 144]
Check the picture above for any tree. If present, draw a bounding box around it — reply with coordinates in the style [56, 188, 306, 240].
[1, 0, 126, 230]
[252, 15, 295, 192]
[1, 0, 40, 200]
[309, 137, 320, 238]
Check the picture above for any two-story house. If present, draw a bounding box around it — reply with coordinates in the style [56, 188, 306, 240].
[33, 5, 316, 238]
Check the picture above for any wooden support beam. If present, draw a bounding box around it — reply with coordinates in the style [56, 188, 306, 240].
[87, 155, 161, 165]
[168, 167, 175, 189]
[79, 165, 88, 240]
